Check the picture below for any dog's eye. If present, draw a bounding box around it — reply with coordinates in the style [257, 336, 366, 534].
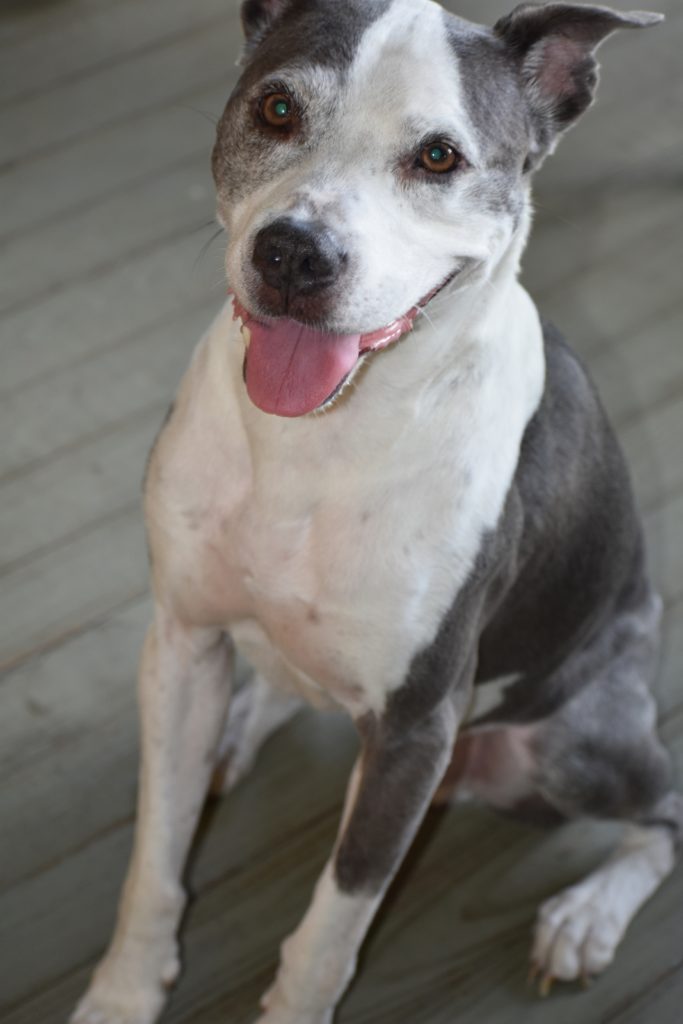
[259, 93, 296, 130]
[419, 142, 460, 174]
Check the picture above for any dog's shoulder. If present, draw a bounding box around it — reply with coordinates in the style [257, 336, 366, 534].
[474, 320, 645, 701]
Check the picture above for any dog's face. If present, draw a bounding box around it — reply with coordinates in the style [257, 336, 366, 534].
[211, 0, 660, 416]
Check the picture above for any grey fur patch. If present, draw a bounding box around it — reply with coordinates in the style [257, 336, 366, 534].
[473, 322, 647, 716]
[334, 702, 454, 894]
[240, 0, 393, 79]
[212, 0, 391, 202]
[445, 16, 529, 173]
[443, 16, 529, 220]
[334, 513, 519, 895]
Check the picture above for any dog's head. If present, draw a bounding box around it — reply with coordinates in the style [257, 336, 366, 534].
[212, 0, 661, 417]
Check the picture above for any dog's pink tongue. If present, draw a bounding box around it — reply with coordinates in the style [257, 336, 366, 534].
[245, 319, 361, 417]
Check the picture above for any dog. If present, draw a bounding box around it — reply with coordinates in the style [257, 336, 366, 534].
[71, 2, 680, 1022]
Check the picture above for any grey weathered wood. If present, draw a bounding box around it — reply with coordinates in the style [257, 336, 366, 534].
[0, 233, 224, 397]
[0, 82, 228, 239]
[0, 14, 241, 167]
[0, 0, 231, 106]
[0, 508, 147, 670]
[0, 298, 218, 479]
[0, 156, 218, 314]
[589, 306, 683, 430]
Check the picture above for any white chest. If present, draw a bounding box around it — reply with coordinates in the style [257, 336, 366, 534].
[148, 292, 544, 714]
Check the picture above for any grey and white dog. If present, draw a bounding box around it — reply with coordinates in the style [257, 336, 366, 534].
[72, 2, 681, 1023]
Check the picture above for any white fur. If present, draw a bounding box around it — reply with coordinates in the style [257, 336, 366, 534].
[532, 825, 676, 983]
[71, 614, 232, 1024]
[146, 246, 544, 717]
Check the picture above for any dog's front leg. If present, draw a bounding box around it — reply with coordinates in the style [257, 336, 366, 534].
[257, 697, 459, 1024]
[72, 608, 232, 1024]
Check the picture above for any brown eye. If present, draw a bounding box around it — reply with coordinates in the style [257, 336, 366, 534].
[419, 142, 459, 173]
[260, 92, 296, 129]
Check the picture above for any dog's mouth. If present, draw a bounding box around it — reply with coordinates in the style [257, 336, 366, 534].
[232, 273, 457, 418]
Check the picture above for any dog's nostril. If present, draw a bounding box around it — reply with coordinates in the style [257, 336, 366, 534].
[252, 219, 345, 297]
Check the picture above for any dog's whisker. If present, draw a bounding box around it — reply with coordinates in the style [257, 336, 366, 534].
[177, 103, 219, 126]
[194, 227, 226, 270]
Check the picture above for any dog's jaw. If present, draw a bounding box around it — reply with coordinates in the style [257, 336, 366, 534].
[231, 269, 460, 417]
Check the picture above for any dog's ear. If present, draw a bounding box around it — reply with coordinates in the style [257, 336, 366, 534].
[241, 0, 293, 53]
[494, 3, 663, 169]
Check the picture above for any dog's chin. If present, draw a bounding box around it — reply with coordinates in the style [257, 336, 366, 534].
[232, 271, 458, 418]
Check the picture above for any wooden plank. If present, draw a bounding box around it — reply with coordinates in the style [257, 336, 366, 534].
[0, 410, 161, 572]
[658, 597, 683, 721]
[537, 213, 683, 358]
[645, 488, 683, 609]
[587, 306, 683, 430]
[605, 966, 683, 1024]
[0, 82, 227, 240]
[0, 0, 118, 49]
[0, 14, 239, 168]
[523, 186, 683, 299]
[0, 0, 231, 107]
[0, 233, 224, 398]
[0, 298, 216, 481]
[621, 393, 683, 513]
[0, 507, 147, 671]
[0, 600, 147, 891]
[0, 155, 217, 314]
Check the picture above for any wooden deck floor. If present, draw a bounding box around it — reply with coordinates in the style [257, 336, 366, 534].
[1, 1, 682, 1021]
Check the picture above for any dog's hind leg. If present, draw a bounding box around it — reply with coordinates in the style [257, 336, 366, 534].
[71, 610, 232, 1024]
[527, 705, 681, 991]
[440, 591, 681, 992]
[531, 803, 680, 991]
[212, 673, 305, 794]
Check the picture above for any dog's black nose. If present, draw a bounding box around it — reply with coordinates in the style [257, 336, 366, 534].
[252, 219, 345, 297]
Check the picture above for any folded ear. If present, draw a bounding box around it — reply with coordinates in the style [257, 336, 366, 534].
[241, 0, 293, 52]
[494, 3, 663, 168]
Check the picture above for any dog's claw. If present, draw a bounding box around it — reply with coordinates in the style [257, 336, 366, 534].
[539, 972, 555, 998]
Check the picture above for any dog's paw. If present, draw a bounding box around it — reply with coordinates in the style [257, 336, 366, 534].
[254, 978, 334, 1024]
[530, 879, 623, 994]
[253, 1009, 334, 1024]
[70, 949, 179, 1024]
[70, 987, 165, 1024]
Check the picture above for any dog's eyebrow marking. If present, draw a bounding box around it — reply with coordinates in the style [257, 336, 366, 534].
[342, 0, 482, 167]
[445, 18, 529, 171]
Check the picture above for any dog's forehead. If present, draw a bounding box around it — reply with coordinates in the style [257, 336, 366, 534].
[343, 1, 475, 138]
[241, 0, 523, 165]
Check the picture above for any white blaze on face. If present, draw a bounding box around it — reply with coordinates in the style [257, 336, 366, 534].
[325, 0, 486, 328]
